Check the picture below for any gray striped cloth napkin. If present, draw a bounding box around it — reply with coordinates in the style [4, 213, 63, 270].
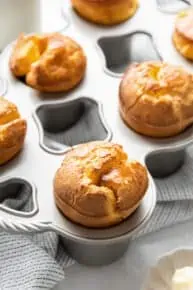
[1, 146, 193, 289]
[135, 145, 193, 238]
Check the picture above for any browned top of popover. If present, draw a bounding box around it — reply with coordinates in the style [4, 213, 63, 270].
[0, 97, 27, 151]
[119, 61, 193, 137]
[175, 9, 193, 41]
[54, 141, 148, 227]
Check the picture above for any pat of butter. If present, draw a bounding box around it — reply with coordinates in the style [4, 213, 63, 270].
[172, 267, 193, 290]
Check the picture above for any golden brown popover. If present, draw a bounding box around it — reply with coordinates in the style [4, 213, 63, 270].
[10, 33, 87, 93]
[54, 141, 148, 228]
[119, 61, 193, 138]
[71, 0, 138, 25]
[0, 97, 27, 165]
[173, 9, 193, 60]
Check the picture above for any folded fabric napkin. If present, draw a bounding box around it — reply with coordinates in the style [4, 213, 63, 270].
[1, 146, 193, 289]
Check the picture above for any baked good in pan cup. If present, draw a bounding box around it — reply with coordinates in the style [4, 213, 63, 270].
[0, 97, 27, 165]
[9, 33, 87, 93]
[173, 8, 193, 60]
[54, 141, 148, 228]
[119, 61, 193, 138]
[71, 0, 138, 25]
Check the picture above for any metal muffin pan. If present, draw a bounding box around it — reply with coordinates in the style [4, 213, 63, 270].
[0, 176, 37, 217]
[0, 77, 7, 96]
[33, 97, 112, 154]
[97, 31, 163, 77]
[0, 0, 193, 265]
[157, 0, 191, 14]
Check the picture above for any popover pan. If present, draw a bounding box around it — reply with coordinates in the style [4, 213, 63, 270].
[0, 0, 193, 265]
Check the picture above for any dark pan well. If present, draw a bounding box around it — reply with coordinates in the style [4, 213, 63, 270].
[98, 31, 162, 75]
[0, 178, 37, 216]
[145, 150, 186, 178]
[34, 97, 112, 154]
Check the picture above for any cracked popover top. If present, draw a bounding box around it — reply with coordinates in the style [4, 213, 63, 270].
[9, 33, 86, 93]
[54, 141, 148, 228]
[173, 9, 193, 60]
[119, 61, 193, 137]
[0, 97, 27, 165]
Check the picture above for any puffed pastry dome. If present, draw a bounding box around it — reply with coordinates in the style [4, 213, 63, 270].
[119, 61, 193, 137]
[71, 0, 138, 25]
[173, 9, 193, 60]
[0, 97, 27, 165]
[10, 33, 87, 93]
[54, 141, 148, 228]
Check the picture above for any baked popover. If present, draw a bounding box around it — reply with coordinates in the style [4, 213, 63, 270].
[9, 33, 87, 93]
[54, 141, 148, 228]
[173, 9, 193, 60]
[71, 0, 138, 25]
[0, 97, 27, 165]
[119, 61, 193, 138]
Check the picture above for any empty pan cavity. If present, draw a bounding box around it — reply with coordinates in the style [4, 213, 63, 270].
[33, 97, 112, 154]
[143, 124, 193, 177]
[0, 177, 38, 217]
[145, 149, 186, 178]
[157, 0, 191, 13]
[97, 31, 162, 77]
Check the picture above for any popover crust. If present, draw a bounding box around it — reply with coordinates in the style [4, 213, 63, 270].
[0, 97, 27, 165]
[173, 9, 193, 60]
[54, 141, 148, 228]
[10, 33, 87, 93]
[71, 0, 138, 25]
[119, 61, 193, 138]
